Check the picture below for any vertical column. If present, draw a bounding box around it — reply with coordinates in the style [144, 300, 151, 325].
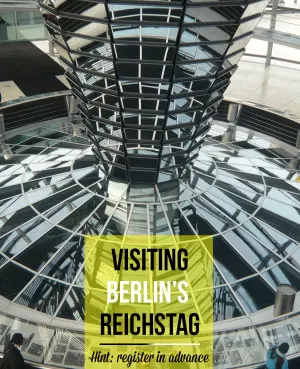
[65, 95, 78, 117]
[273, 284, 297, 316]
[14, 12, 18, 42]
[65, 95, 81, 136]
[296, 129, 300, 149]
[154, 0, 188, 182]
[29, 11, 35, 25]
[290, 129, 300, 171]
[222, 103, 240, 143]
[227, 102, 240, 123]
[0, 113, 12, 160]
[48, 30, 54, 57]
[0, 113, 5, 141]
[265, 0, 279, 67]
[0, 113, 4, 136]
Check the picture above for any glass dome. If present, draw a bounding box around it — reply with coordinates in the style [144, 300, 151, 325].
[0, 119, 299, 323]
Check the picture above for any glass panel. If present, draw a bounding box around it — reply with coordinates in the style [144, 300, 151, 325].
[262, 262, 300, 291]
[214, 327, 264, 368]
[181, 26, 231, 43]
[232, 277, 275, 313]
[14, 276, 72, 315]
[213, 286, 245, 321]
[0, 263, 34, 300]
[226, 33, 253, 56]
[56, 287, 84, 321]
[16, 11, 46, 41]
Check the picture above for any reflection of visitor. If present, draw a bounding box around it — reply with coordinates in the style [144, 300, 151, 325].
[42, 12, 57, 22]
[1, 333, 25, 369]
[42, 13, 57, 36]
[0, 17, 7, 41]
[266, 343, 289, 369]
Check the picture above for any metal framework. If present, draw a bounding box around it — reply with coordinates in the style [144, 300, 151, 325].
[0, 120, 300, 323]
[39, 0, 267, 183]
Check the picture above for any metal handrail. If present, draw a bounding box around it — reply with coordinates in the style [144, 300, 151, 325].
[0, 90, 71, 111]
[1, 89, 298, 124]
[225, 96, 300, 124]
[1, 90, 300, 148]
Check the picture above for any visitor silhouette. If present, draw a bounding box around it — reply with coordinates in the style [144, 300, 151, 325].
[266, 343, 289, 369]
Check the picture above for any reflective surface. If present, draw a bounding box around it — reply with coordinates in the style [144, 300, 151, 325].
[0, 120, 299, 323]
[39, 0, 267, 182]
[0, 11, 47, 43]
